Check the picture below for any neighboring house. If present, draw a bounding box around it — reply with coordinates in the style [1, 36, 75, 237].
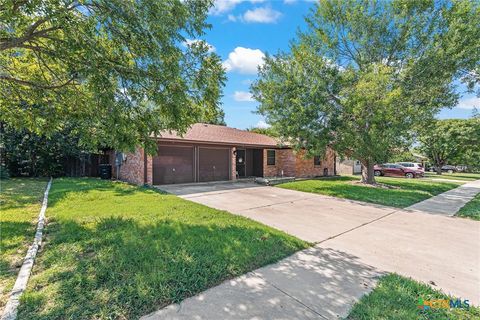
[336, 158, 362, 175]
[110, 123, 335, 185]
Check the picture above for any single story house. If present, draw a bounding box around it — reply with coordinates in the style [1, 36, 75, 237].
[110, 123, 335, 185]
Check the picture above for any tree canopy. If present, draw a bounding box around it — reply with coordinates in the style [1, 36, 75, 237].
[0, 0, 225, 153]
[418, 118, 480, 173]
[251, 0, 480, 183]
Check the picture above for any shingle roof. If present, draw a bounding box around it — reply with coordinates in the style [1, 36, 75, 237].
[155, 123, 280, 147]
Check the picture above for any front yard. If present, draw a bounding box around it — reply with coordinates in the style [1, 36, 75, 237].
[0, 178, 48, 313]
[15, 178, 307, 319]
[424, 172, 480, 181]
[456, 193, 480, 221]
[277, 176, 462, 208]
[347, 274, 480, 319]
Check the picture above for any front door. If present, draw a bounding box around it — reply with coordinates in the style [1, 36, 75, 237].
[236, 149, 246, 177]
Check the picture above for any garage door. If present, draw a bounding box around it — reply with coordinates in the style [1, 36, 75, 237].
[199, 148, 230, 182]
[153, 146, 194, 185]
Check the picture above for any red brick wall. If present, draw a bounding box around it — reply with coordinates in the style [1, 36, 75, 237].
[263, 149, 296, 177]
[110, 148, 145, 185]
[295, 148, 335, 177]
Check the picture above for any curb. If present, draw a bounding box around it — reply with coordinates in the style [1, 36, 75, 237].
[1, 178, 52, 320]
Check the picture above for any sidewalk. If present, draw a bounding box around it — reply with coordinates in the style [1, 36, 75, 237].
[407, 179, 480, 216]
[141, 247, 381, 320]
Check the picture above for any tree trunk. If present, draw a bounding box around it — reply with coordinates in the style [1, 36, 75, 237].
[436, 165, 442, 175]
[361, 160, 376, 184]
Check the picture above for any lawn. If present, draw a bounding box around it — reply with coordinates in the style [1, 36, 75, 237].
[424, 172, 480, 181]
[0, 178, 48, 313]
[17, 178, 308, 319]
[347, 273, 480, 320]
[277, 176, 462, 208]
[456, 194, 480, 221]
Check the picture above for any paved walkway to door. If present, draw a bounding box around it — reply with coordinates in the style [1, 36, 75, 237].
[407, 179, 480, 215]
[146, 181, 480, 319]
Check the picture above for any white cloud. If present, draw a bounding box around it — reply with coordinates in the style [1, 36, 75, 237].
[210, 0, 242, 15]
[211, 0, 265, 15]
[456, 97, 480, 110]
[223, 47, 265, 74]
[183, 39, 216, 53]
[243, 7, 282, 23]
[256, 120, 270, 129]
[284, 0, 296, 4]
[233, 91, 254, 102]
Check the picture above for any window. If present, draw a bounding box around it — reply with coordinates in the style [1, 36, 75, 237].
[267, 150, 276, 165]
[314, 156, 321, 166]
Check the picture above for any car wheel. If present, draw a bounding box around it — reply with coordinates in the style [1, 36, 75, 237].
[374, 170, 381, 176]
[405, 172, 414, 179]
[448, 169, 454, 174]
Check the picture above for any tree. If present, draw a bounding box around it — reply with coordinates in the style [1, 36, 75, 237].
[0, 0, 225, 154]
[251, 0, 480, 184]
[247, 126, 279, 137]
[0, 122, 89, 176]
[418, 118, 480, 174]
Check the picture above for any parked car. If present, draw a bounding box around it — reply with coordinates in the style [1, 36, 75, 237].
[396, 162, 425, 173]
[374, 163, 424, 178]
[428, 165, 458, 174]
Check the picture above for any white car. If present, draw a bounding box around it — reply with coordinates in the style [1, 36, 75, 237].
[397, 162, 425, 173]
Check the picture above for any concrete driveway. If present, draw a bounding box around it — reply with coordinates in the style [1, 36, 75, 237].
[159, 181, 480, 305]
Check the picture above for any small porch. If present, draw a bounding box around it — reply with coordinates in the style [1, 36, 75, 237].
[234, 148, 264, 178]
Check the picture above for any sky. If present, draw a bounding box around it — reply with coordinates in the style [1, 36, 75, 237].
[200, 0, 479, 129]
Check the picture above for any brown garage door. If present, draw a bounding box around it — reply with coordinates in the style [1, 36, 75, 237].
[153, 145, 194, 184]
[199, 147, 230, 182]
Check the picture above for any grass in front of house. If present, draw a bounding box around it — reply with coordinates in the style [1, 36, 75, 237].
[424, 172, 480, 181]
[17, 178, 308, 319]
[347, 273, 479, 320]
[0, 178, 48, 312]
[456, 194, 480, 221]
[277, 176, 462, 208]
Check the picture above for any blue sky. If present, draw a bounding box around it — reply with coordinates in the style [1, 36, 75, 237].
[201, 0, 479, 129]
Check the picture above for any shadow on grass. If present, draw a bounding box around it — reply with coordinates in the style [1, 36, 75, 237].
[0, 178, 47, 211]
[18, 216, 305, 319]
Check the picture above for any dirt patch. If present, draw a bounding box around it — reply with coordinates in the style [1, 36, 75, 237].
[350, 181, 400, 189]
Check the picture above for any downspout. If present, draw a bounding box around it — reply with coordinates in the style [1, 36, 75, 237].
[144, 149, 148, 185]
[334, 153, 337, 176]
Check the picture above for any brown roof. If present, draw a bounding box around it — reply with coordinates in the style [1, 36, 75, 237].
[155, 123, 280, 147]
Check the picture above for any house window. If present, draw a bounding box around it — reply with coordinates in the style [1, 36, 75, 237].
[267, 150, 276, 165]
[314, 156, 321, 166]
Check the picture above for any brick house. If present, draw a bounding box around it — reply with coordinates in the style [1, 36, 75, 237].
[111, 123, 335, 185]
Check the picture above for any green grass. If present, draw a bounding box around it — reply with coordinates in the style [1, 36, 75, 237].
[277, 176, 462, 208]
[347, 273, 480, 320]
[17, 178, 308, 319]
[424, 172, 480, 181]
[0, 178, 48, 312]
[456, 194, 480, 221]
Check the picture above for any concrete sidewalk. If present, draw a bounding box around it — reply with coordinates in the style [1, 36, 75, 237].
[141, 247, 381, 320]
[407, 179, 480, 215]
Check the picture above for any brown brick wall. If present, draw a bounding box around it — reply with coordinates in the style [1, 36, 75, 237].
[295, 148, 335, 177]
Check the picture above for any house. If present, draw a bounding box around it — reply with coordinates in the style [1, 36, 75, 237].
[110, 123, 335, 185]
[336, 158, 362, 175]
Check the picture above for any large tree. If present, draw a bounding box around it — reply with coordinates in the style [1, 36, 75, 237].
[251, 0, 480, 184]
[0, 0, 225, 153]
[418, 118, 480, 174]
